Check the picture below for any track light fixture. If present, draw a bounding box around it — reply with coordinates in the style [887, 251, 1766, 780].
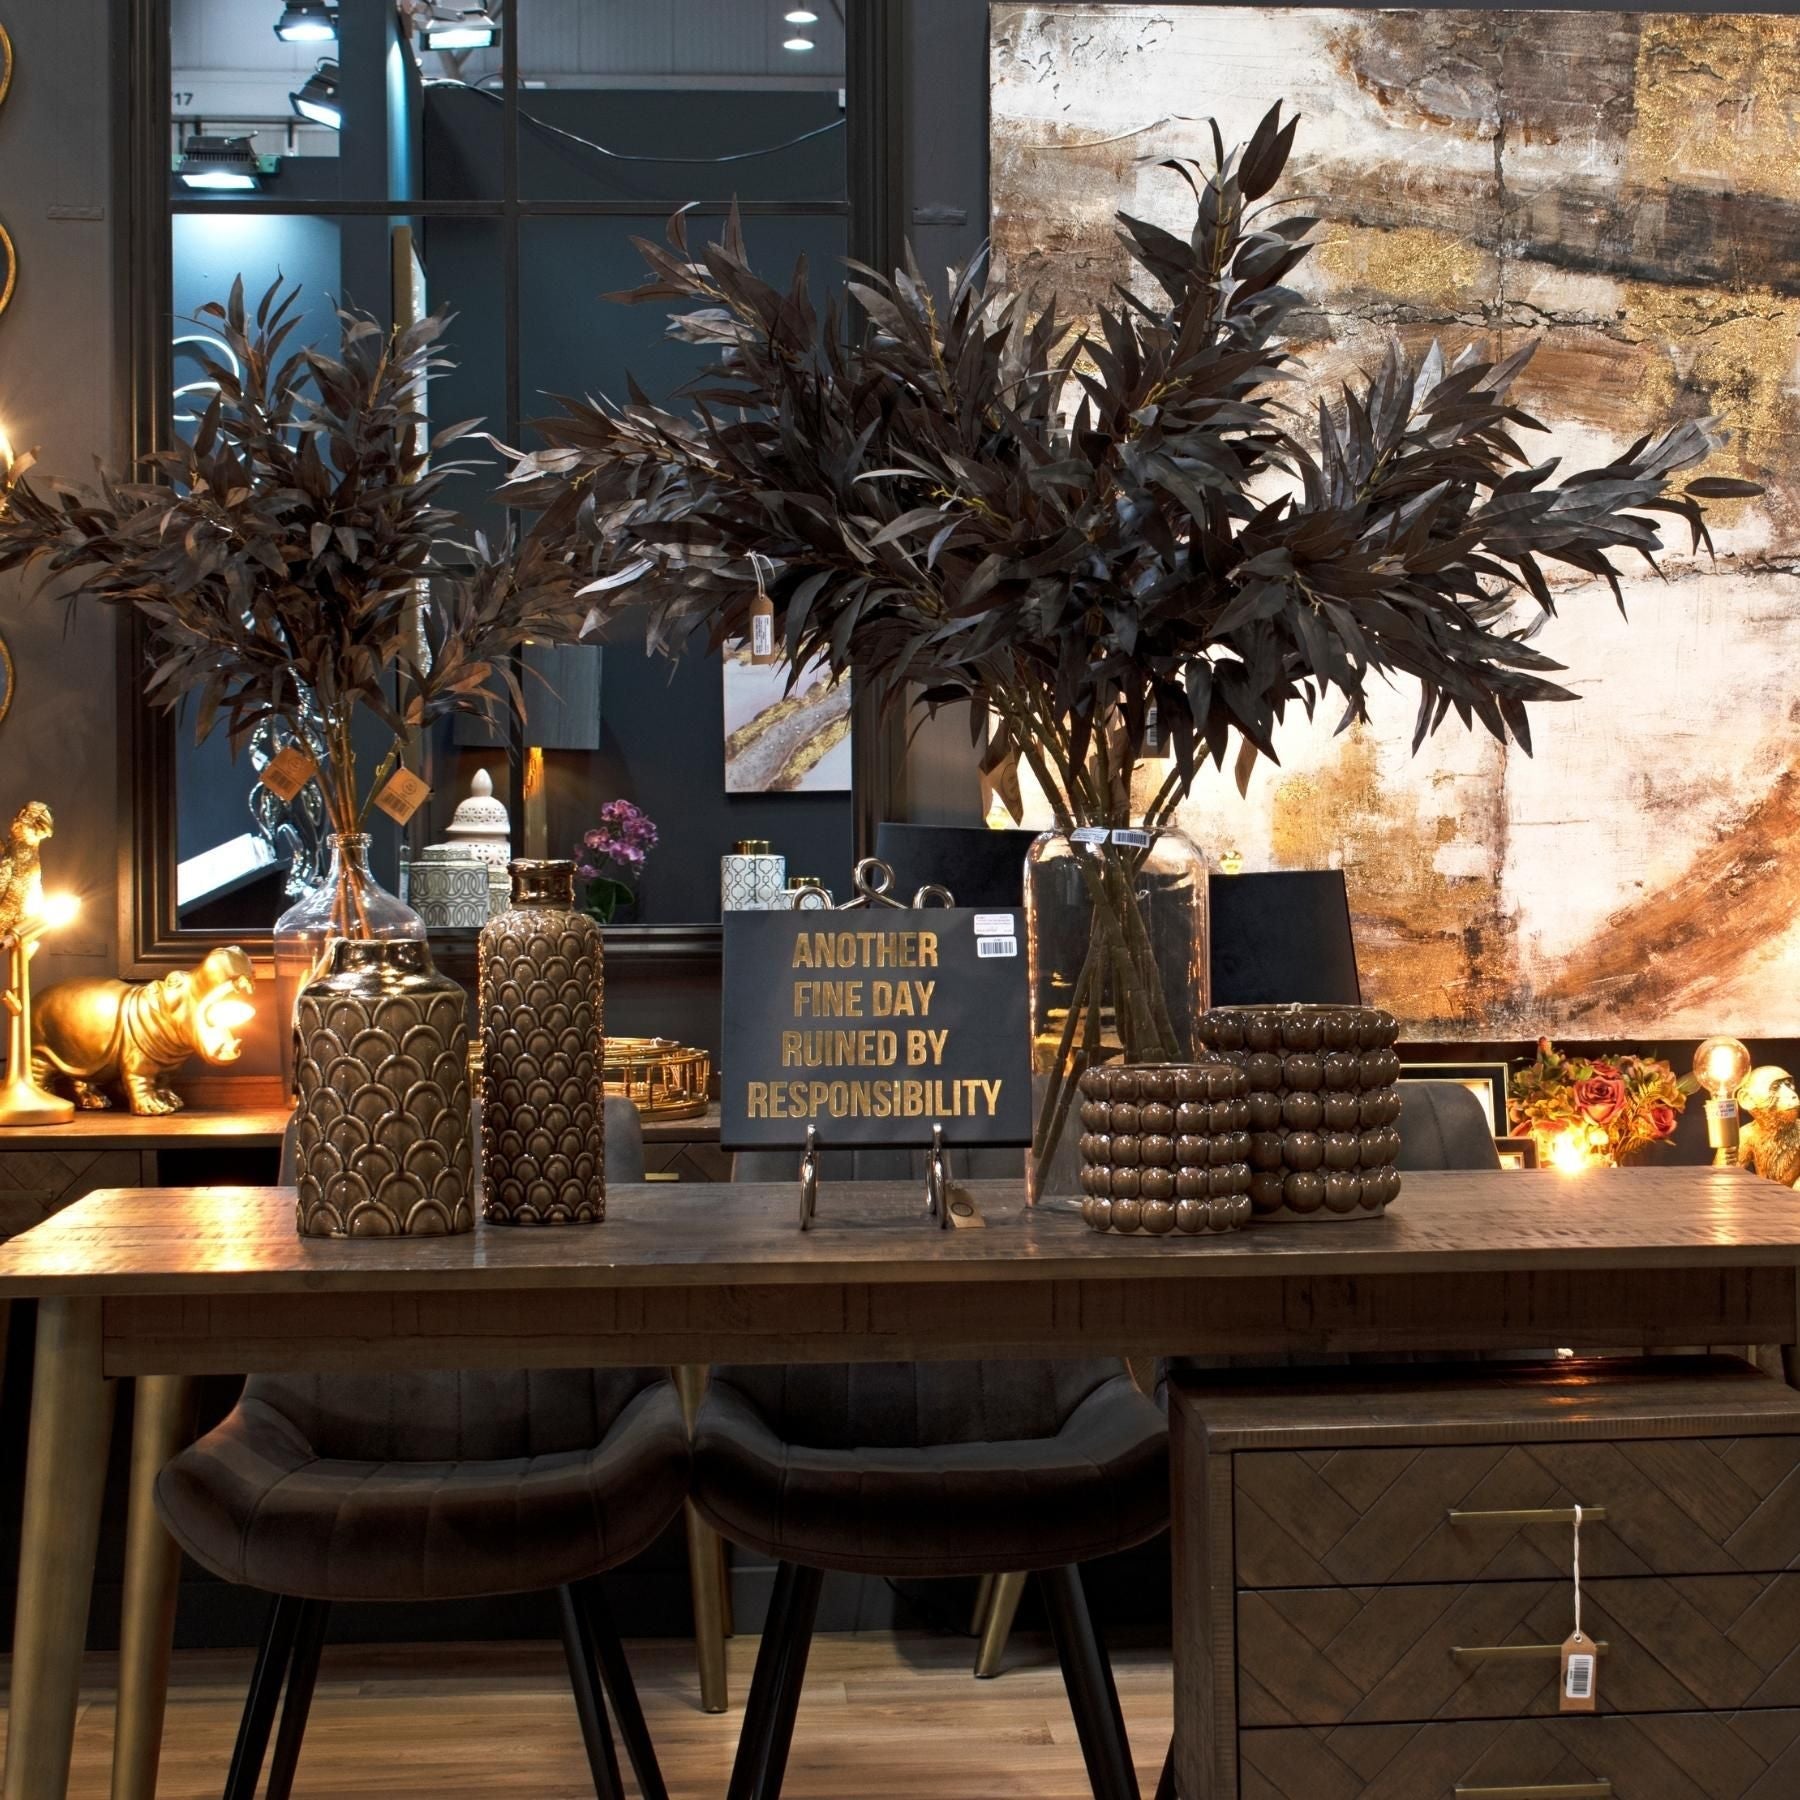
[274, 0, 337, 44]
[289, 59, 342, 130]
[177, 135, 267, 192]
[421, 8, 500, 50]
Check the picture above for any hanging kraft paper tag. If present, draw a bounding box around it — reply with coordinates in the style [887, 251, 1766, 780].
[373, 767, 431, 826]
[749, 595, 777, 663]
[1560, 1630, 1597, 1713]
[259, 744, 319, 804]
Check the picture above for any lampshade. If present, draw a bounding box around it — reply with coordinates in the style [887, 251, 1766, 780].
[873, 823, 1041, 910]
[1207, 869, 1361, 1006]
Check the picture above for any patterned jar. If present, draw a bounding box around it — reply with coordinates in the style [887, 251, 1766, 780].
[478, 859, 605, 1225]
[722, 839, 786, 911]
[1198, 1004, 1404, 1220]
[1077, 1062, 1253, 1235]
[292, 938, 474, 1238]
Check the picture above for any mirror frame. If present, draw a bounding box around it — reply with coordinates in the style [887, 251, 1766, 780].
[120, 0, 903, 973]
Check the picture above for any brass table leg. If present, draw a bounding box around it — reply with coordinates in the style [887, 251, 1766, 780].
[675, 1363, 730, 1713]
[111, 1375, 197, 1800]
[975, 1571, 1028, 1678]
[3, 1297, 116, 1800]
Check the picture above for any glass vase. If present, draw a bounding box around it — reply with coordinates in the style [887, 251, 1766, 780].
[1024, 825, 1209, 1203]
[273, 832, 427, 1095]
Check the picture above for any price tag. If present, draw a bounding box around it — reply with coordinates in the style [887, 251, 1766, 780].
[259, 744, 318, 804]
[749, 597, 777, 663]
[1560, 1504, 1598, 1713]
[373, 767, 431, 826]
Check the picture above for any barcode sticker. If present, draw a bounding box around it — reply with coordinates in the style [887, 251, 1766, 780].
[973, 912, 1016, 936]
[373, 768, 431, 825]
[1071, 826, 1109, 845]
[976, 935, 1018, 959]
[259, 744, 318, 804]
[1565, 1655, 1594, 1701]
[1112, 828, 1151, 848]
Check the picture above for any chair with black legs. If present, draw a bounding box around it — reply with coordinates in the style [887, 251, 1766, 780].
[693, 1353, 1169, 1800]
[153, 1100, 688, 1800]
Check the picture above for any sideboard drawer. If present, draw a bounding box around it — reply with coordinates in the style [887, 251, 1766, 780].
[1234, 1438, 1800, 1587]
[1239, 1709, 1800, 1799]
[1239, 1573, 1800, 1726]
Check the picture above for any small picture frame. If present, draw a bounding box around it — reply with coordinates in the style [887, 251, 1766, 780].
[1399, 1062, 1511, 1137]
[1495, 1135, 1540, 1171]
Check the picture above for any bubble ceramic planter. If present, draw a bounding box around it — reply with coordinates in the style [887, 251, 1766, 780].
[1198, 1004, 1403, 1221]
[292, 938, 475, 1238]
[478, 860, 605, 1225]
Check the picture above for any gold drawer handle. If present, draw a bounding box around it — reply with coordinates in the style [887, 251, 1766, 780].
[1454, 1786, 1611, 1799]
[1453, 1642, 1609, 1663]
[1447, 1507, 1606, 1526]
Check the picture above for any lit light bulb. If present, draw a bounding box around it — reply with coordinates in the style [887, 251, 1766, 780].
[210, 998, 257, 1030]
[1549, 1127, 1591, 1174]
[1694, 1034, 1752, 1166]
[36, 893, 80, 930]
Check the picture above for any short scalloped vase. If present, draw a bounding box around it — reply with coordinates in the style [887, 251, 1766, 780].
[292, 937, 475, 1239]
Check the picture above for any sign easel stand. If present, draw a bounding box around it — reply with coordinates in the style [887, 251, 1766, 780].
[791, 859, 985, 1233]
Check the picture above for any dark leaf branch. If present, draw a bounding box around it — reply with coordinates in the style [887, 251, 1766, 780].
[501, 103, 1754, 823]
[0, 277, 592, 832]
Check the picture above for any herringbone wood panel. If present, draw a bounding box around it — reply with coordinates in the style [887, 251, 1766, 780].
[1240, 1573, 1800, 1725]
[1240, 1708, 1800, 1799]
[1235, 1438, 1800, 1587]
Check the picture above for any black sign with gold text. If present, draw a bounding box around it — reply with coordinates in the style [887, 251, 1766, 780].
[721, 908, 1032, 1148]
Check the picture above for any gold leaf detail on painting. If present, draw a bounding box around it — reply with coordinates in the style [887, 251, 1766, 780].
[1316, 226, 1495, 313]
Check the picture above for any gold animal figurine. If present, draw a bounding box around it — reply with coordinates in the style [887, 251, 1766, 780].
[1737, 1064, 1800, 1190]
[31, 945, 257, 1115]
[0, 799, 53, 939]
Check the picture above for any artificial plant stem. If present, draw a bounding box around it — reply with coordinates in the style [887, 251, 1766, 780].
[1032, 940, 1098, 1159]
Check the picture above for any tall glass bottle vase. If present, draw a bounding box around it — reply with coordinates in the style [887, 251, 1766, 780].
[273, 832, 427, 1094]
[1024, 826, 1209, 1203]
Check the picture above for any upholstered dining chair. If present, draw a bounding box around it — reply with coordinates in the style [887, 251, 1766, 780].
[153, 1100, 689, 1800]
[714, 1145, 1166, 1800]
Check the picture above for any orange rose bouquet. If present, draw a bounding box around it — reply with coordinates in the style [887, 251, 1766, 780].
[1509, 1039, 1686, 1166]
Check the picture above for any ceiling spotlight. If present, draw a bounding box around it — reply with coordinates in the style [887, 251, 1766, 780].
[273, 0, 337, 44]
[785, 8, 821, 21]
[783, 35, 816, 52]
[177, 134, 266, 192]
[422, 8, 500, 50]
[289, 60, 342, 130]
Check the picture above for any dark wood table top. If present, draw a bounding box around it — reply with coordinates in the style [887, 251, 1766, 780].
[0, 1166, 1793, 1300]
[0, 1105, 293, 1153]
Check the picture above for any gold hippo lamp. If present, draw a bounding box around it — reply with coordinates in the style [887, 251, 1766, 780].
[0, 801, 84, 1128]
[1737, 1065, 1800, 1190]
[31, 946, 258, 1115]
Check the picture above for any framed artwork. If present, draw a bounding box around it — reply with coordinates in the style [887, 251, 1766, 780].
[990, 4, 1800, 1040]
[1400, 1063, 1511, 1137]
[722, 647, 852, 794]
[1496, 1136, 1541, 1171]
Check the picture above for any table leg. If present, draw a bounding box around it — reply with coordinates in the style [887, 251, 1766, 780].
[111, 1375, 197, 1800]
[673, 1363, 729, 1714]
[1784, 1344, 1798, 1391]
[3, 1297, 116, 1800]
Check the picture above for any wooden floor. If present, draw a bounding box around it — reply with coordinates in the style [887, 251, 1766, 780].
[1, 1631, 1175, 1798]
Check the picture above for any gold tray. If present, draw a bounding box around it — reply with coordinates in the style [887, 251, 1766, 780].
[603, 1036, 712, 1120]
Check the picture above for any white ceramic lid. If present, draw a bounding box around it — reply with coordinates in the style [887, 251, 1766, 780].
[445, 767, 511, 841]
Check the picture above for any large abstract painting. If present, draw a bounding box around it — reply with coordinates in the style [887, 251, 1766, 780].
[991, 3, 1800, 1038]
[723, 649, 852, 793]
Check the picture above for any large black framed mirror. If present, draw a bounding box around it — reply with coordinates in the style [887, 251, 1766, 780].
[122, 0, 901, 973]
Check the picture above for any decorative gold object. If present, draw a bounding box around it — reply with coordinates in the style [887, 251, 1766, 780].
[603, 1036, 710, 1120]
[32, 946, 256, 1114]
[1197, 1004, 1404, 1220]
[1695, 1035, 1753, 1166]
[0, 630, 14, 727]
[478, 859, 604, 1225]
[1737, 1065, 1800, 1188]
[292, 938, 473, 1237]
[1077, 1062, 1252, 1236]
[0, 802, 82, 1127]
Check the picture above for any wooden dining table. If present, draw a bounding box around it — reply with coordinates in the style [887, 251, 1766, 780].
[2, 1166, 1799, 1800]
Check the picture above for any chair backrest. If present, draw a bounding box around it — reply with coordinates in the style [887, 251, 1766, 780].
[709, 1358, 1130, 1449]
[1395, 1080, 1502, 1171]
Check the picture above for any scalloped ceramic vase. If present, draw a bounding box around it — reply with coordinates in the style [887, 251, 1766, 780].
[292, 938, 475, 1238]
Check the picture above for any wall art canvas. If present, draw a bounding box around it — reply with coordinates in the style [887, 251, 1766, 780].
[990, 2, 1800, 1039]
[722, 647, 852, 793]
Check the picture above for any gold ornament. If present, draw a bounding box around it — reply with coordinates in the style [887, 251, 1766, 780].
[1737, 1065, 1800, 1189]
[32, 946, 257, 1115]
[0, 802, 83, 1127]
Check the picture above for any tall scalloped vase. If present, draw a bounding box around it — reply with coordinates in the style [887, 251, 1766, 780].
[292, 938, 475, 1238]
[478, 860, 605, 1225]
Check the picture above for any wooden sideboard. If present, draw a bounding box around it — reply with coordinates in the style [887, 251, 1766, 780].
[1172, 1356, 1800, 1799]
